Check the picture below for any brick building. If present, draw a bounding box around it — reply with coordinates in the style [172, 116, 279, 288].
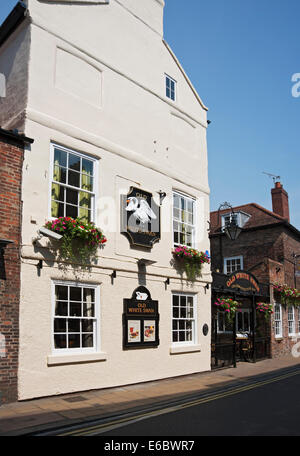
[0, 128, 33, 403]
[210, 182, 300, 363]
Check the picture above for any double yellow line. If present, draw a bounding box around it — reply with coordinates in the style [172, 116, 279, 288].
[58, 369, 300, 436]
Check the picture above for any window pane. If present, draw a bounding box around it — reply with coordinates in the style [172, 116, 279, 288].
[54, 148, 67, 167]
[53, 165, 66, 184]
[179, 332, 185, 342]
[81, 174, 93, 192]
[69, 153, 81, 171]
[54, 318, 66, 332]
[173, 332, 178, 342]
[56, 285, 68, 301]
[66, 204, 78, 219]
[173, 295, 179, 306]
[54, 334, 67, 349]
[66, 188, 78, 205]
[70, 287, 82, 301]
[82, 334, 93, 348]
[79, 191, 91, 209]
[55, 301, 68, 316]
[68, 169, 80, 188]
[173, 194, 180, 208]
[180, 296, 187, 307]
[83, 303, 94, 317]
[68, 319, 80, 333]
[173, 307, 179, 318]
[52, 183, 64, 202]
[68, 334, 80, 348]
[82, 159, 93, 176]
[82, 320, 93, 332]
[179, 320, 185, 330]
[70, 302, 81, 317]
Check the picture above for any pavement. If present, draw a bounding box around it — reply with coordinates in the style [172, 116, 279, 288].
[0, 354, 299, 436]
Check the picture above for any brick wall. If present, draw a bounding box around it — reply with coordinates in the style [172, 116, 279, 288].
[210, 222, 300, 360]
[0, 134, 24, 403]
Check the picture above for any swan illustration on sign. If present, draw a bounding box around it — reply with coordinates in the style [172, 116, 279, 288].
[121, 187, 161, 248]
[126, 197, 157, 224]
[136, 291, 148, 301]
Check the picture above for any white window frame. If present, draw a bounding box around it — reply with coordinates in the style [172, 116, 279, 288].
[236, 308, 252, 334]
[165, 74, 177, 102]
[224, 255, 243, 274]
[274, 303, 283, 339]
[51, 280, 100, 355]
[172, 293, 197, 346]
[172, 191, 196, 248]
[288, 305, 296, 337]
[49, 143, 98, 222]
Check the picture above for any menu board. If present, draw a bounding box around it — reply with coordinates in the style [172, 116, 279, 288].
[123, 286, 159, 349]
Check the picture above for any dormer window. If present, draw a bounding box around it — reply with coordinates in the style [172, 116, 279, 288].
[221, 211, 250, 231]
[165, 74, 176, 101]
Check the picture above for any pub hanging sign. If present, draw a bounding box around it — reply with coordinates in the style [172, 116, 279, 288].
[123, 286, 159, 349]
[121, 187, 161, 249]
[226, 271, 260, 294]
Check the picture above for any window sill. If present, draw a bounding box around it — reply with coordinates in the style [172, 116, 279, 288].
[275, 337, 283, 341]
[47, 352, 107, 366]
[170, 345, 201, 355]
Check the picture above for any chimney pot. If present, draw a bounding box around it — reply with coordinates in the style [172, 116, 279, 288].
[271, 182, 290, 222]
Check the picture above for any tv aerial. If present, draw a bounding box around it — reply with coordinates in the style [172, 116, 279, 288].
[262, 171, 281, 184]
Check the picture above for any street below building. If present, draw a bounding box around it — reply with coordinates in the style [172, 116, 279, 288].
[37, 366, 300, 437]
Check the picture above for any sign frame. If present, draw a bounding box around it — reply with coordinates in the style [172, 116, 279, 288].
[120, 187, 161, 249]
[123, 286, 159, 349]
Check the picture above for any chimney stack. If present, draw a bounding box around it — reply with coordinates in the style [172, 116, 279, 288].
[271, 182, 290, 222]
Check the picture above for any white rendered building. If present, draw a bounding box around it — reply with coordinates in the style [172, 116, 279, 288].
[0, 0, 211, 400]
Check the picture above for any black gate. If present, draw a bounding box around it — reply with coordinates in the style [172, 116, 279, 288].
[211, 318, 271, 370]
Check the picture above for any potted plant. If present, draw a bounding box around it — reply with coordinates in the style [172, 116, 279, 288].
[273, 283, 300, 306]
[256, 302, 273, 320]
[214, 296, 241, 321]
[172, 246, 210, 281]
[44, 216, 107, 262]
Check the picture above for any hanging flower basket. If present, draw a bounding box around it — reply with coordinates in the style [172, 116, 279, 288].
[44, 217, 107, 262]
[256, 302, 273, 320]
[172, 247, 210, 281]
[214, 297, 241, 322]
[273, 283, 300, 306]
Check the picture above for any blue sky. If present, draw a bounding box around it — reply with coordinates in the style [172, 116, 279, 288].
[1, 1, 299, 229]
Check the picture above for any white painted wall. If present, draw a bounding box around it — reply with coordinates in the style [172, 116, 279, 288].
[1, 0, 212, 400]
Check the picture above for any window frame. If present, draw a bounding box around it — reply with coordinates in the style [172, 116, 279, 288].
[165, 74, 177, 102]
[223, 255, 243, 274]
[51, 280, 100, 355]
[171, 292, 197, 346]
[216, 310, 232, 334]
[274, 303, 283, 339]
[49, 143, 98, 223]
[288, 305, 296, 337]
[172, 190, 196, 248]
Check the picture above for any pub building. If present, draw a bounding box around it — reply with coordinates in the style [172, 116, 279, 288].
[0, 1, 212, 402]
[211, 271, 270, 368]
[210, 181, 300, 367]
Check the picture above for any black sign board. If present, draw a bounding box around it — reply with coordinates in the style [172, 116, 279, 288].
[225, 271, 260, 294]
[121, 187, 160, 248]
[123, 286, 159, 349]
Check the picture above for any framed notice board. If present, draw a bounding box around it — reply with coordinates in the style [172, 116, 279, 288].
[123, 286, 159, 349]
